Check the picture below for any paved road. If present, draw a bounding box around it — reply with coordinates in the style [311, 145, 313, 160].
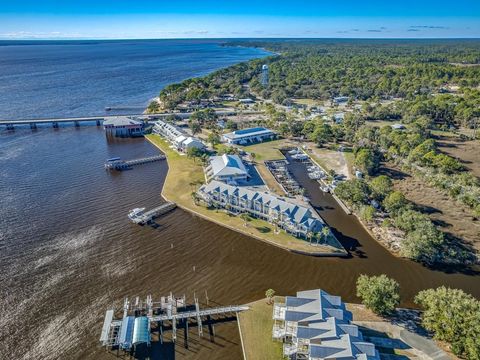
[400, 329, 451, 360]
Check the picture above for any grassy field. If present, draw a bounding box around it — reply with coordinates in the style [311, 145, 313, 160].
[240, 139, 291, 161]
[240, 139, 292, 195]
[238, 299, 284, 360]
[292, 98, 322, 106]
[304, 143, 352, 179]
[146, 135, 346, 255]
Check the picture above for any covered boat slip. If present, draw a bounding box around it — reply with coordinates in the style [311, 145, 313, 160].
[119, 316, 135, 349]
[100, 314, 151, 350]
[133, 317, 151, 346]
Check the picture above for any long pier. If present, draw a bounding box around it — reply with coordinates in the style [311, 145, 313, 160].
[105, 155, 166, 170]
[0, 110, 260, 129]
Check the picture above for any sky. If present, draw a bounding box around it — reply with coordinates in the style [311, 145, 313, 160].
[1, 0, 479, 40]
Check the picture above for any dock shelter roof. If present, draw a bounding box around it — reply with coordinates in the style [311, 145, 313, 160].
[132, 317, 150, 346]
[119, 316, 135, 349]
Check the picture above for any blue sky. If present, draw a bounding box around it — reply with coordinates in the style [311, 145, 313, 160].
[1, 0, 479, 39]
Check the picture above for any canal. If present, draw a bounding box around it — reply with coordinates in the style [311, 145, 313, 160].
[1, 127, 479, 360]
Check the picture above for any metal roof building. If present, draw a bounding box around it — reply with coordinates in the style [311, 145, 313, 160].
[103, 116, 144, 137]
[205, 154, 250, 184]
[222, 127, 276, 145]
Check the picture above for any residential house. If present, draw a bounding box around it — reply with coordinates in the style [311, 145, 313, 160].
[273, 289, 380, 360]
[205, 154, 250, 184]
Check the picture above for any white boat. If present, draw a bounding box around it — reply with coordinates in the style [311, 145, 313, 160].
[292, 153, 308, 161]
[128, 207, 146, 223]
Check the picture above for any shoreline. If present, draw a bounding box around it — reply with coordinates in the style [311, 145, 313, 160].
[145, 135, 348, 257]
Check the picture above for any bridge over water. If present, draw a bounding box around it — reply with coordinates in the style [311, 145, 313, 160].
[0, 110, 253, 129]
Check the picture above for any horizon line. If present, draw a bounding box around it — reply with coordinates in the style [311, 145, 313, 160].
[1, 36, 480, 41]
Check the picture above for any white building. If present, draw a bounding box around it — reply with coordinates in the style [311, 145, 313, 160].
[104, 116, 144, 137]
[333, 96, 349, 104]
[153, 120, 205, 152]
[205, 154, 250, 184]
[182, 137, 205, 151]
[273, 289, 380, 360]
[222, 127, 276, 145]
[198, 181, 326, 238]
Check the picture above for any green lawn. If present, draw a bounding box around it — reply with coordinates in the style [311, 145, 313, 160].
[146, 135, 345, 255]
[292, 98, 322, 106]
[240, 139, 291, 161]
[238, 299, 285, 360]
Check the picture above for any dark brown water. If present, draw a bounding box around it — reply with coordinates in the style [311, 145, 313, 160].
[1, 126, 479, 360]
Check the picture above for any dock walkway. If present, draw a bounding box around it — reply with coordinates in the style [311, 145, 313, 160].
[105, 154, 165, 170]
[129, 202, 177, 225]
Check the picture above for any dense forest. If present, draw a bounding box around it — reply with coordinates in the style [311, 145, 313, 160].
[156, 39, 480, 129]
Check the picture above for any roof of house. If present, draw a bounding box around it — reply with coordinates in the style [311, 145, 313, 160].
[296, 317, 361, 342]
[280, 289, 379, 360]
[285, 289, 352, 324]
[153, 120, 183, 137]
[200, 180, 324, 231]
[223, 127, 275, 140]
[183, 137, 205, 147]
[209, 154, 248, 178]
[104, 116, 143, 127]
[175, 135, 187, 144]
[309, 334, 379, 360]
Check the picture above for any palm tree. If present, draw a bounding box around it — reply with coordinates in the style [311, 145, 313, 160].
[265, 288, 276, 305]
[306, 230, 313, 245]
[191, 192, 200, 205]
[240, 213, 251, 227]
[321, 227, 331, 245]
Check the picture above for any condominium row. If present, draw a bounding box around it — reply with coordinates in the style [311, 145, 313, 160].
[198, 180, 326, 238]
[152, 120, 205, 152]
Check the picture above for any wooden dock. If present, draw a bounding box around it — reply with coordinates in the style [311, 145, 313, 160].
[128, 202, 177, 225]
[105, 154, 165, 170]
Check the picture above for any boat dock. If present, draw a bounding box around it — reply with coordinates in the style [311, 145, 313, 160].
[99, 293, 249, 353]
[105, 154, 166, 170]
[128, 202, 177, 224]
